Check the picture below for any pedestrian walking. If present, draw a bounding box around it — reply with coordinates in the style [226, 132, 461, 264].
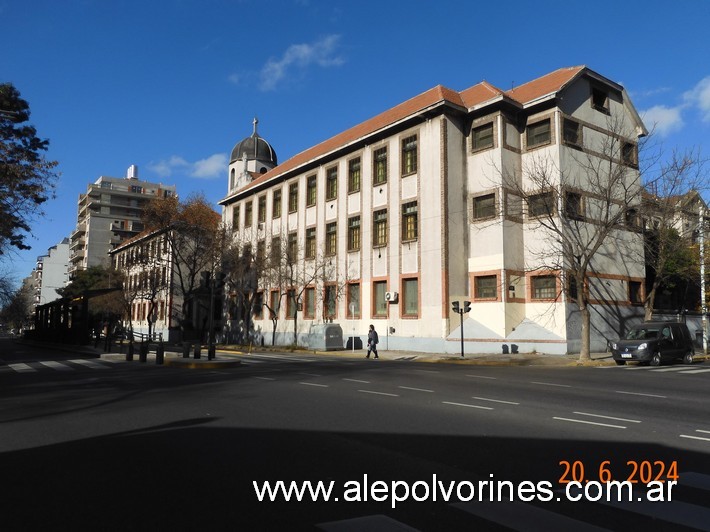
[366, 324, 379, 359]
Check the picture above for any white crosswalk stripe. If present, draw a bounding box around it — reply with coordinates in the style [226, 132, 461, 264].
[38, 361, 73, 371]
[8, 363, 36, 373]
[68, 359, 110, 369]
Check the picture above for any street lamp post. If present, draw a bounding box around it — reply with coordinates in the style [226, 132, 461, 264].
[700, 205, 707, 356]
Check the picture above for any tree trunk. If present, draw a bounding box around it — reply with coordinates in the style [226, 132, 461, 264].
[578, 304, 591, 362]
[644, 285, 658, 321]
[293, 311, 299, 346]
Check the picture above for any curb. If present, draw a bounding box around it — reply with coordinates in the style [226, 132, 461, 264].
[163, 357, 242, 369]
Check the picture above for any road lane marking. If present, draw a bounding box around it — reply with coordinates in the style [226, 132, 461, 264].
[697, 429, 710, 434]
[615, 390, 666, 398]
[39, 361, 73, 371]
[650, 366, 692, 372]
[69, 359, 109, 369]
[680, 368, 710, 374]
[398, 386, 435, 393]
[573, 411, 642, 423]
[472, 396, 519, 405]
[9, 363, 36, 373]
[299, 382, 329, 388]
[343, 378, 371, 384]
[531, 381, 571, 388]
[442, 401, 493, 410]
[466, 374, 497, 380]
[299, 372, 322, 377]
[253, 376, 275, 381]
[680, 434, 710, 442]
[553, 417, 626, 429]
[358, 390, 399, 397]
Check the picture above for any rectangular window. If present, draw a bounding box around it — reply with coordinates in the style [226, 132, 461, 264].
[475, 275, 497, 299]
[304, 287, 315, 318]
[528, 191, 553, 218]
[272, 189, 282, 218]
[253, 291, 264, 320]
[347, 216, 361, 251]
[286, 288, 296, 318]
[472, 123, 494, 151]
[526, 119, 551, 148]
[373, 209, 387, 247]
[305, 227, 316, 259]
[373, 281, 387, 317]
[401, 201, 418, 241]
[622, 142, 638, 166]
[401, 134, 418, 175]
[532, 275, 557, 300]
[373, 147, 388, 185]
[564, 191, 583, 220]
[256, 240, 265, 262]
[629, 281, 643, 305]
[269, 290, 280, 319]
[325, 222, 337, 256]
[347, 283, 360, 318]
[326, 167, 338, 201]
[402, 278, 418, 317]
[288, 183, 298, 213]
[287, 232, 298, 261]
[473, 193, 496, 220]
[271, 236, 281, 263]
[591, 87, 609, 113]
[562, 119, 581, 147]
[232, 205, 240, 230]
[348, 157, 361, 193]
[306, 175, 317, 207]
[245, 201, 253, 226]
[324, 285, 337, 319]
[258, 195, 266, 223]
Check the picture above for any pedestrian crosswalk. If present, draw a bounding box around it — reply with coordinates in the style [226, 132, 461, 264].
[598, 364, 710, 375]
[3, 358, 123, 374]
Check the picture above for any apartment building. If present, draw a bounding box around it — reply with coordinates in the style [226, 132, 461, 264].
[31, 237, 70, 306]
[219, 66, 648, 354]
[69, 165, 176, 277]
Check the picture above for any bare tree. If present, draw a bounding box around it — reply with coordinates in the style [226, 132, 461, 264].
[500, 115, 644, 362]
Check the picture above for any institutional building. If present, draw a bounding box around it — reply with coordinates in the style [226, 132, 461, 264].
[69, 165, 176, 277]
[219, 66, 648, 354]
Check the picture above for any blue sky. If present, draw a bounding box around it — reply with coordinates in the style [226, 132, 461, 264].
[2, 0, 710, 286]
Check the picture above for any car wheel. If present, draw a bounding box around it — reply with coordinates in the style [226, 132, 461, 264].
[649, 352, 662, 367]
[683, 351, 694, 365]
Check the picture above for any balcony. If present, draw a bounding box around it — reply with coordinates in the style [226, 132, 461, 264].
[70, 222, 86, 239]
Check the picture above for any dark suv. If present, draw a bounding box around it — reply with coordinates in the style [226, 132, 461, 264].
[610, 321, 695, 366]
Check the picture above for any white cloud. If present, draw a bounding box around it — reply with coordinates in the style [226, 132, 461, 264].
[641, 105, 685, 136]
[147, 153, 225, 180]
[684, 76, 710, 122]
[259, 34, 344, 91]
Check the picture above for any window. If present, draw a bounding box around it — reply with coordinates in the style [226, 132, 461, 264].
[532, 275, 557, 300]
[347, 216, 361, 251]
[258, 195, 266, 223]
[622, 142, 637, 166]
[401, 201, 418, 241]
[325, 222, 337, 256]
[324, 285, 337, 319]
[271, 236, 281, 263]
[526, 119, 551, 148]
[245, 201, 253, 226]
[305, 228, 316, 259]
[287, 232, 298, 261]
[528, 191, 553, 218]
[568, 275, 578, 300]
[306, 175, 317, 207]
[472, 193, 496, 220]
[230, 169, 235, 189]
[256, 240, 265, 262]
[591, 87, 609, 113]
[402, 278, 418, 317]
[472, 123, 494, 151]
[562, 119, 581, 147]
[373, 209, 387, 247]
[288, 183, 298, 213]
[232, 205, 240, 230]
[348, 157, 361, 193]
[347, 283, 360, 318]
[625, 208, 639, 228]
[253, 291, 264, 319]
[326, 167, 338, 200]
[564, 191, 583, 220]
[272, 189, 282, 218]
[475, 275, 497, 299]
[401, 135, 418, 175]
[269, 290, 280, 319]
[373, 147, 388, 185]
[629, 281, 643, 305]
[286, 289, 296, 318]
[373, 281, 387, 317]
[304, 287, 315, 318]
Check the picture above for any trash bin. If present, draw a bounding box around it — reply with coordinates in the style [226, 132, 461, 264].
[308, 324, 344, 351]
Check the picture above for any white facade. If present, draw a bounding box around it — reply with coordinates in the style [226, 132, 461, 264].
[32, 238, 70, 306]
[220, 67, 648, 354]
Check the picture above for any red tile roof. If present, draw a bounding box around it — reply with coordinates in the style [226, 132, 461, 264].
[223, 66, 590, 201]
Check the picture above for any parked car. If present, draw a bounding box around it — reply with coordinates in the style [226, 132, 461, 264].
[610, 321, 695, 366]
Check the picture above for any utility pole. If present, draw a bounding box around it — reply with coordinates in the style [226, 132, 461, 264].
[701, 205, 707, 356]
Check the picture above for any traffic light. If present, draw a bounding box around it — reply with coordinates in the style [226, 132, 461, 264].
[452, 301, 460, 313]
[463, 300, 471, 313]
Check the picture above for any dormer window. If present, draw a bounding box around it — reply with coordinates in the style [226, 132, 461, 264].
[591, 87, 610, 113]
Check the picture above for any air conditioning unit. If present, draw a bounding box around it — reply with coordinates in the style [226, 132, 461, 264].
[385, 291, 399, 303]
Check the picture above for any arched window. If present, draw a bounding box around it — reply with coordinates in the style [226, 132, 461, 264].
[230, 168, 235, 189]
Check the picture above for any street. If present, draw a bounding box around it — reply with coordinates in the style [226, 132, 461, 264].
[2, 339, 710, 531]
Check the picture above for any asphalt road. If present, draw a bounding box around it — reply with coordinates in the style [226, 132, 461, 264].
[2, 340, 710, 531]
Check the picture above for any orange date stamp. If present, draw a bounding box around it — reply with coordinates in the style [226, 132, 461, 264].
[559, 460, 679, 484]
